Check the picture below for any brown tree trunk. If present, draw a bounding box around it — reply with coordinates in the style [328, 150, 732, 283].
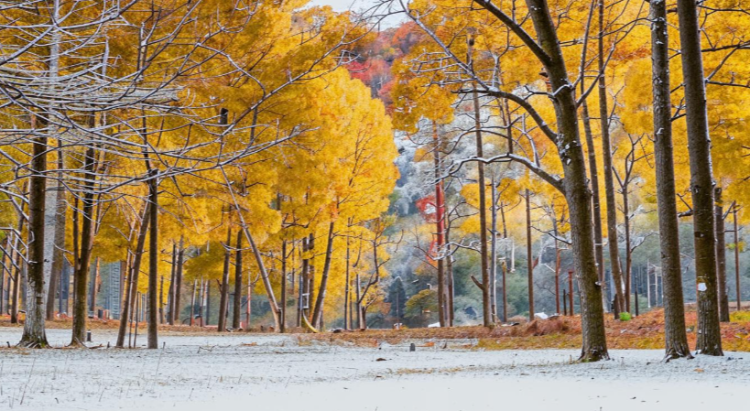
[734, 207, 741, 311]
[116, 204, 150, 347]
[344, 230, 351, 331]
[189, 279, 196, 326]
[715, 188, 729, 322]
[70, 145, 97, 347]
[218, 227, 232, 332]
[233, 231, 243, 330]
[525, 189, 534, 321]
[244, 228, 281, 330]
[146, 171, 159, 349]
[581, 102, 608, 312]
[470, 72, 491, 327]
[528, 0, 608, 360]
[311, 222, 335, 328]
[597, 0, 625, 315]
[432, 121, 447, 327]
[174, 237, 184, 324]
[167, 242, 176, 325]
[159, 275, 165, 324]
[676, 0, 723, 356]
[445, 223, 455, 326]
[46, 144, 66, 321]
[19, 132, 50, 348]
[89, 257, 99, 317]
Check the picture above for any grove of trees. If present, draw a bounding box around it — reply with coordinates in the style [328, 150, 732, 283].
[1, 0, 749, 363]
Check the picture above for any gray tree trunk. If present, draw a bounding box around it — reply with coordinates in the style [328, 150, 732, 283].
[715, 187, 729, 322]
[650, 0, 692, 359]
[527, 0, 609, 360]
[676, 0, 723, 356]
[19, 131, 50, 348]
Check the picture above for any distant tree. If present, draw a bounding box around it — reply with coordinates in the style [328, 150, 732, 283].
[388, 277, 407, 320]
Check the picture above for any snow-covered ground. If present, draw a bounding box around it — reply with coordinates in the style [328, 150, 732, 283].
[0, 328, 746, 410]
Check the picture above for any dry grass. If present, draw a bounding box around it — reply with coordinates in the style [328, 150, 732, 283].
[301, 309, 750, 352]
[3, 310, 750, 351]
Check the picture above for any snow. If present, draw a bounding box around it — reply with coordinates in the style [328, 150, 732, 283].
[0, 328, 747, 410]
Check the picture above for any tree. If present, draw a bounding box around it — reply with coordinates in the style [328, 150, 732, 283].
[676, 0, 723, 356]
[391, 0, 610, 360]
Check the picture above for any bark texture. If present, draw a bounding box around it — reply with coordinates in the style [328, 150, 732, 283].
[650, 0, 691, 359]
[676, 0, 723, 356]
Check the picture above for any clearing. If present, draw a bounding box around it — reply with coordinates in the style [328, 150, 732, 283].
[0, 328, 746, 410]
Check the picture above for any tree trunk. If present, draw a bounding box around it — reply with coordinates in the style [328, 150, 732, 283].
[147, 171, 159, 349]
[715, 188, 729, 322]
[243, 228, 281, 330]
[116, 203, 150, 347]
[174, 237, 184, 324]
[70, 145, 97, 347]
[597, 0, 625, 315]
[470, 74, 491, 327]
[190, 279, 196, 326]
[490, 173, 499, 322]
[19, 132, 50, 348]
[581, 102, 608, 312]
[167, 242, 176, 325]
[311, 222, 335, 328]
[218, 227, 232, 332]
[344, 230, 350, 331]
[89, 257, 99, 317]
[734, 207, 741, 311]
[525, 189, 534, 321]
[46, 144, 66, 321]
[431, 121, 447, 327]
[676, 0, 723, 356]
[622, 185, 632, 313]
[445, 223, 455, 326]
[0, 240, 6, 315]
[159, 275, 165, 324]
[233, 231, 243, 330]
[526, 0, 609, 360]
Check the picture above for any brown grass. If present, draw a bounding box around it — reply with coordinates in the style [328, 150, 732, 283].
[3, 310, 750, 351]
[301, 310, 750, 351]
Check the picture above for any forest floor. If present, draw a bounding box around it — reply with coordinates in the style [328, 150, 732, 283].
[1, 311, 749, 410]
[2, 308, 750, 351]
[0, 327, 747, 410]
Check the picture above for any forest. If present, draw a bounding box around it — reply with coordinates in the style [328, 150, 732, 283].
[1, 0, 750, 376]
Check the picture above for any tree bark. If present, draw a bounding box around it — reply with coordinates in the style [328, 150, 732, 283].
[432, 121, 447, 327]
[527, 0, 608, 360]
[233, 231, 243, 330]
[174, 237, 184, 324]
[167, 242, 176, 325]
[89, 257, 99, 317]
[46, 145, 66, 321]
[19, 131, 50, 348]
[311, 222, 335, 328]
[116, 203, 150, 347]
[734, 207, 741, 311]
[146, 171, 159, 349]
[715, 188, 729, 322]
[70, 144, 97, 347]
[244, 228, 281, 330]
[525, 189, 534, 321]
[189, 279, 196, 326]
[218, 227, 232, 332]
[676, 0, 723, 356]
[470, 70, 492, 327]
[597, 0, 626, 315]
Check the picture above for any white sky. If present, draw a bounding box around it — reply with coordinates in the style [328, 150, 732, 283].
[308, 0, 404, 27]
[308, 0, 367, 11]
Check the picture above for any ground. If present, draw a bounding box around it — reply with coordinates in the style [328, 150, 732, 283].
[0, 326, 748, 410]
